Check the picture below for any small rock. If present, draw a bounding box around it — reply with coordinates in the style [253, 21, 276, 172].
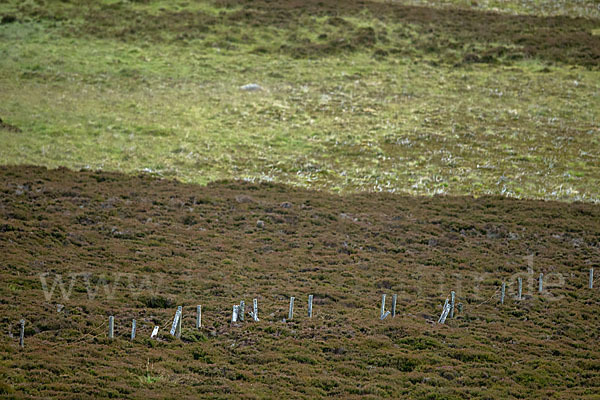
[256, 220, 264, 228]
[280, 202, 292, 208]
[240, 83, 263, 91]
[57, 304, 64, 313]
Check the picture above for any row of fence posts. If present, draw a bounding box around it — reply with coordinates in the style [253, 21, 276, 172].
[437, 269, 596, 324]
[16, 269, 597, 346]
[106, 295, 315, 340]
[500, 268, 594, 306]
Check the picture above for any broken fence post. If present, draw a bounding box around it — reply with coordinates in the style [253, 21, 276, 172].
[590, 268, 594, 289]
[232, 305, 239, 323]
[517, 277, 523, 300]
[308, 295, 313, 318]
[391, 294, 397, 318]
[539, 273, 543, 293]
[438, 298, 451, 324]
[108, 316, 114, 339]
[288, 297, 295, 320]
[196, 305, 202, 329]
[131, 319, 136, 340]
[239, 301, 245, 322]
[501, 282, 506, 305]
[19, 319, 25, 348]
[151, 326, 159, 339]
[450, 291, 455, 318]
[381, 294, 386, 319]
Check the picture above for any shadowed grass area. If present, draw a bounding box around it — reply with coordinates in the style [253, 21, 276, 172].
[0, 0, 599, 201]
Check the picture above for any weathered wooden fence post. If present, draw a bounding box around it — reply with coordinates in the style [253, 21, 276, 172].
[108, 316, 114, 339]
[538, 273, 543, 293]
[251, 298, 259, 321]
[176, 306, 182, 339]
[590, 268, 594, 289]
[239, 301, 245, 322]
[19, 319, 25, 348]
[501, 282, 506, 305]
[380, 294, 386, 319]
[438, 298, 451, 324]
[131, 319, 136, 340]
[170, 306, 182, 338]
[288, 297, 295, 320]
[391, 294, 397, 318]
[517, 277, 523, 300]
[308, 295, 313, 318]
[232, 305, 239, 323]
[196, 305, 202, 329]
[450, 291, 456, 318]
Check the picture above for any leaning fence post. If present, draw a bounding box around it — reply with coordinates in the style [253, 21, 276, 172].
[517, 277, 523, 300]
[501, 282, 506, 305]
[288, 297, 295, 320]
[538, 273, 543, 293]
[108, 316, 114, 339]
[391, 294, 397, 318]
[176, 306, 182, 339]
[308, 295, 313, 318]
[239, 301, 245, 322]
[590, 268, 594, 289]
[450, 291, 455, 318]
[19, 319, 25, 348]
[381, 294, 386, 319]
[438, 298, 450, 324]
[131, 319, 136, 340]
[196, 305, 202, 329]
[170, 306, 182, 337]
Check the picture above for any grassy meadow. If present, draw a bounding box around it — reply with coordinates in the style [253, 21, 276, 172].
[0, 0, 599, 200]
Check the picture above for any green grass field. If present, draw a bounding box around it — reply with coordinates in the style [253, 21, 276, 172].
[1, 0, 599, 201]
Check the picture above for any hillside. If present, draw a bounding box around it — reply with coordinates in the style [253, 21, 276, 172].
[1, 166, 599, 398]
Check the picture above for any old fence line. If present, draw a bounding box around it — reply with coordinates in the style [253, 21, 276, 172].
[15, 268, 597, 348]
